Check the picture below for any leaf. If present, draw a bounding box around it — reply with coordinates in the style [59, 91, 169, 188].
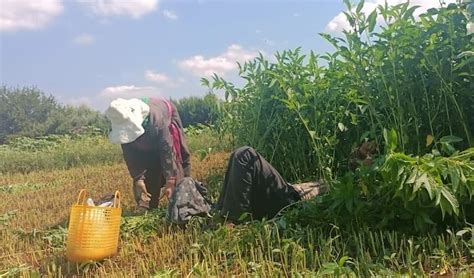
[356, 0, 365, 14]
[455, 229, 469, 237]
[200, 78, 210, 87]
[421, 177, 434, 200]
[420, 211, 435, 225]
[322, 262, 339, 271]
[344, 12, 356, 28]
[367, 10, 378, 32]
[406, 168, 418, 184]
[426, 8, 438, 15]
[383, 128, 398, 153]
[414, 172, 429, 194]
[456, 51, 474, 59]
[448, 167, 460, 193]
[439, 187, 459, 217]
[338, 256, 350, 267]
[426, 134, 434, 147]
[439, 135, 463, 144]
[343, 0, 352, 10]
[441, 142, 456, 156]
[403, 5, 420, 20]
[338, 122, 347, 132]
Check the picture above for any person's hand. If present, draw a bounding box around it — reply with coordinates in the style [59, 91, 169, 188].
[133, 180, 151, 207]
[160, 177, 176, 200]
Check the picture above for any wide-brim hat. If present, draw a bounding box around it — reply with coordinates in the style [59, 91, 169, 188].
[105, 98, 150, 144]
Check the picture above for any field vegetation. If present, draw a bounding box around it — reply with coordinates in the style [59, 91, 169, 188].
[0, 0, 473, 277]
[205, 1, 474, 233]
[1, 134, 472, 276]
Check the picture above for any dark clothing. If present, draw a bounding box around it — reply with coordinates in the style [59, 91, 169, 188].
[121, 99, 191, 208]
[216, 146, 301, 221]
[167, 177, 212, 224]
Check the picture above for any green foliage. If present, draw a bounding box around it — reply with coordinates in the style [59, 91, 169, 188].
[0, 135, 122, 173]
[0, 125, 227, 174]
[381, 148, 473, 222]
[204, 2, 473, 182]
[173, 93, 220, 127]
[281, 145, 473, 233]
[53, 106, 109, 135]
[187, 217, 473, 276]
[0, 86, 61, 143]
[200, 1, 474, 234]
[184, 124, 232, 153]
[0, 86, 109, 143]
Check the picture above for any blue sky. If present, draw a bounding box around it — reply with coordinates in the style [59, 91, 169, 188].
[0, 0, 456, 110]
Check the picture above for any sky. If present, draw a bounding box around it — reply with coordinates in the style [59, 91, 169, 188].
[0, 0, 458, 111]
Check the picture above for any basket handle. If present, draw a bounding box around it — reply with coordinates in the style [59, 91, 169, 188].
[113, 191, 121, 208]
[76, 189, 87, 205]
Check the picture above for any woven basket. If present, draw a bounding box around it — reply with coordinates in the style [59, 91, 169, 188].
[66, 190, 121, 262]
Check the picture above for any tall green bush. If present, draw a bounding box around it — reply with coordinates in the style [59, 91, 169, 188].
[205, 1, 473, 182]
[203, 1, 473, 232]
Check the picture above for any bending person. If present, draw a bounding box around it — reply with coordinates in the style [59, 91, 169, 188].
[105, 97, 191, 209]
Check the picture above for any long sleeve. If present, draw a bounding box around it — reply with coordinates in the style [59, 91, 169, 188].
[148, 103, 177, 181]
[170, 102, 192, 177]
[121, 144, 147, 181]
[155, 123, 177, 180]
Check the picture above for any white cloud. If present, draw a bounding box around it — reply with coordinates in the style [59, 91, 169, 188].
[179, 44, 260, 77]
[145, 70, 170, 83]
[0, 0, 63, 32]
[163, 9, 177, 20]
[99, 85, 161, 100]
[325, 0, 457, 33]
[73, 33, 95, 45]
[85, 0, 159, 19]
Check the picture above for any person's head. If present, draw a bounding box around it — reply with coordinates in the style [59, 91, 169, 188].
[105, 98, 150, 144]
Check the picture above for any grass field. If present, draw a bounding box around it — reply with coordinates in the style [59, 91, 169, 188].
[1, 2, 473, 276]
[1, 143, 473, 277]
[0, 152, 229, 277]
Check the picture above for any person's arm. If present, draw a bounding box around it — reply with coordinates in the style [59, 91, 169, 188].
[170, 102, 192, 177]
[121, 144, 147, 182]
[155, 124, 176, 180]
[149, 104, 178, 197]
[122, 144, 151, 207]
[180, 138, 192, 177]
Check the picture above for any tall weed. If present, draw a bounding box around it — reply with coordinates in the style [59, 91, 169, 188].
[205, 2, 473, 182]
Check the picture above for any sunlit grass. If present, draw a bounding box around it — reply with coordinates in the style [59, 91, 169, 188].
[1, 151, 472, 276]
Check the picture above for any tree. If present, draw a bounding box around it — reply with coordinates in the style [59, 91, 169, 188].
[0, 86, 110, 143]
[173, 93, 220, 127]
[0, 86, 61, 143]
[54, 105, 110, 135]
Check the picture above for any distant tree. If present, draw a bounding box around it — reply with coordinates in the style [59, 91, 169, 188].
[54, 105, 110, 135]
[0, 86, 61, 143]
[0, 86, 110, 143]
[173, 93, 220, 127]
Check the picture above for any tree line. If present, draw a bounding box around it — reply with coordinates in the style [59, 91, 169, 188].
[0, 86, 219, 144]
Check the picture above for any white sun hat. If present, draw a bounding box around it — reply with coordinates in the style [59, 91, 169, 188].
[105, 98, 150, 144]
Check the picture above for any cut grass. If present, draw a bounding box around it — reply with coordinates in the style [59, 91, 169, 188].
[0, 152, 472, 276]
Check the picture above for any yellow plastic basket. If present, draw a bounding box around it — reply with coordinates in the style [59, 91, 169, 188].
[66, 189, 122, 262]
